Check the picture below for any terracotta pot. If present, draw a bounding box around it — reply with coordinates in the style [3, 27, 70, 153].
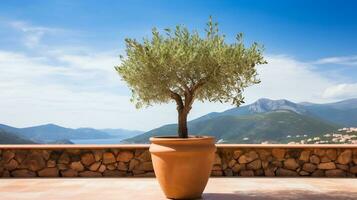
[149, 136, 216, 199]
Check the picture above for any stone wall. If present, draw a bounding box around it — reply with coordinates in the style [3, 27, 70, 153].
[213, 146, 357, 177]
[1, 145, 357, 178]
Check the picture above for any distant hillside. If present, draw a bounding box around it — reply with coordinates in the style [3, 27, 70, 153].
[2, 98, 355, 144]
[0, 123, 143, 144]
[125, 110, 339, 143]
[0, 129, 36, 144]
[193, 98, 357, 127]
[47, 139, 74, 144]
[193, 98, 308, 122]
[0, 124, 113, 142]
[303, 100, 357, 127]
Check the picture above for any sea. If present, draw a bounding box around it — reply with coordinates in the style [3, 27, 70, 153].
[70, 137, 125, 144]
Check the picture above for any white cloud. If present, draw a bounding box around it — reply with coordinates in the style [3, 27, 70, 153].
[322, 83, 357, 99]
[314, 55, 357, 66]
[8, 20, 65, 48]
[0, 50, 159, 130]
[243, 55, 335, 104]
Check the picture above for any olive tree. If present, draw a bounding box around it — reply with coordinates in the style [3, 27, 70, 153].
[115, 18, 266, 138]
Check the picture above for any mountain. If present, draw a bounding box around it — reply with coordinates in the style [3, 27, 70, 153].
[194, 98, 357, 127]
[47, 139, 74, 144]
[0, 129, 36, 144]
[125, 98, 357, 143]
[125, 110, 339, 143]
[0, 124, 115, 143]
[0, 123, 144, 144]
[302, 99, 357, 127]
[193, 98, 307, 122]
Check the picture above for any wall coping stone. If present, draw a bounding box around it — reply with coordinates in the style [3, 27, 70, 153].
[0, 144, 357, 149]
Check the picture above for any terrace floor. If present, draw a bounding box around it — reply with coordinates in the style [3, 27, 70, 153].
[0, 178, 356, 200]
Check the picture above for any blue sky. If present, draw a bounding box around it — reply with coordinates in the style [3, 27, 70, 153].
[0, 0, 356, 130]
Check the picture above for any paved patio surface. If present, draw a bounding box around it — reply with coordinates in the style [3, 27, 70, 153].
[0, 178, 356, 200]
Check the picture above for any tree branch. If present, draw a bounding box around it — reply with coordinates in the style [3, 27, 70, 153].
[175, 73, 190, 94]
[169, 90, 184, 110]
[191, 78, 206, 93]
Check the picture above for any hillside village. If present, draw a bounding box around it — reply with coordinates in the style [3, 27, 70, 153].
[286, 127, 357, 144]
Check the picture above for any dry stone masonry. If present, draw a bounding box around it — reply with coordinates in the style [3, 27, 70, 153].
[0, 147, 154, 178]
[1, 145, 357, 177]
[212, 147, 357, 177]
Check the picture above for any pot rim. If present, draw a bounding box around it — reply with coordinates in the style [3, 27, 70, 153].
[150, 135, 215, 142]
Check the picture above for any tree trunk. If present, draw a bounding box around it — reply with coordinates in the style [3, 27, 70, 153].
[178, 109, 188, 138]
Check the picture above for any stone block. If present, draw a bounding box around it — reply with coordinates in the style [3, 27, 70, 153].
[228, 159, 237, 168]
[38, 168, 59, 177]
[247, 159, 262, 170]
[70, 161, 84, 172]
[4, 159, 18, 171]
[320, 156, 331, 163]
[264, 167, 276, 177]
[211, 170, 223, 176]
[81, 153, 96, 166]
[117, 162, 128, 171]
[302, 163, 317, 173]
[276, 168, 298, 177]
[233, 150, 243, 160]
[98, 164, 106, 173]
[129, 159, 140, 171]
[11, 169, 36, 177]
[61, 169, 78, 177]
[272, 149, 285, 160]
[232, 163, 242, 173]
[103, 152, 116, 164]
[58, 153, 70, 164]
[14, 150, 27, 163]
[93, 150, 103, 161]
[47, 160, 56, 168]
[240, 170, 254, 177]
[311, 169, 324, 177]
[325, 169, 346, 177]
[137, 150, 151, 162]
[20, 152, 46, 171]
[336, 164, 349, 171]
[337, 150, 352, 165]
[238, 151, 258, 164]
[3, 151, 15, 163]
[89, 161, 101, 171]
[103, 170, 126, 177]
[350, 166, 357, 174]
[310, 155, 320, 164]
[326, 149, 337, 160]
[135, 161, 153, 171]
[224, 169, 233, 176]
[257, 149, 271, 160]
[116, 151, 134, 162]
[79, 171, 102, 177]
[299, 150, 310, 162]
[313, 149, 325, 157]
[284, 158, 299, 170]
[107, 164, 116, 170]
[299, 171, 310, 176]
[318, 162, 336, 170]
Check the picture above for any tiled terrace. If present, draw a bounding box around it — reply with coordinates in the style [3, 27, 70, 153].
[1, 178, 357, 200]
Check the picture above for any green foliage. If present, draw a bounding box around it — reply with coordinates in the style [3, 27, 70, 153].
[115, 17, 266, 109]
